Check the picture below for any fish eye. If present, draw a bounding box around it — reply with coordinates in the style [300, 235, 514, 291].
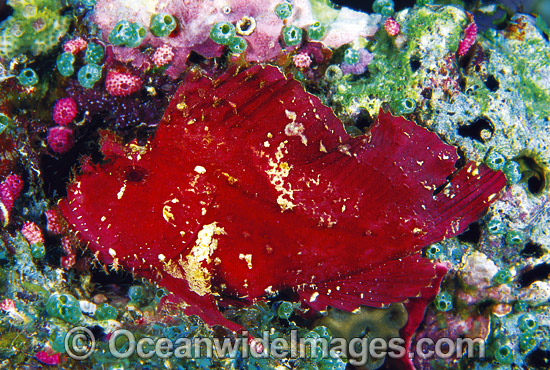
[124, 166, 149, 183]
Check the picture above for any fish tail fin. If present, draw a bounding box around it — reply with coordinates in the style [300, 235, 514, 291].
[298, 254, 447, 312]
[423, 162, 507, 244]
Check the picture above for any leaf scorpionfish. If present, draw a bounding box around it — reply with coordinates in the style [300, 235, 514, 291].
[60, 65, 506, 334]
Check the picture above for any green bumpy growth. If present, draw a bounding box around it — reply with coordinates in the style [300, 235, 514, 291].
[495, 343, 514, 364]
[128, 285, 145, 303]
[56, 52, 75, 77]
[493, 269, 513, 285]
[277, 301, 294, 319]
[487, 218, 507, 235]
[425, 244, 441, 259]
[396, 97, 417, 115]
[282, 25, 303, 46]
[210, 22, 236, 45]
[520, 334, 538, 353]
[17, 68, 38, 86]
[30, 242, 45, 259]
[373, 0, 394, 16]
[109, 20, 147, 47]
[149, 13, 177, 37]
[503, 161, 522, 184]
[484, 149, 506, 171]
[49, 327, 67, 353]
[435, 291, 453, 312]
[275, 2, 292, 19]
[307, 21, 326, 40]
[0, 0, 71, 60]
[77, 64, 102, 89]
[45, 293, 82, 324]
[228, 36, 247, 54]
[506, 230, 524, 245]
[344, 48, 359, 64]
[95, 303, 118, 321]
[518, 314, 537, 332]
[84, 42, 104, 64]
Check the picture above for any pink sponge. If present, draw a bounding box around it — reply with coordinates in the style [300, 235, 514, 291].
[105, 71, 142, 96]
[48, 126, 74, 154]
[53, 97, 78, 126]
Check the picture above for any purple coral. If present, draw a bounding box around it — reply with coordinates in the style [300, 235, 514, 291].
[341, 48, 373, 75]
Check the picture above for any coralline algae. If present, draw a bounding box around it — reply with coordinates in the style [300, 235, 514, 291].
[0, 1, 550, 370]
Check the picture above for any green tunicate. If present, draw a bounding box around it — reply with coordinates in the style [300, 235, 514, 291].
[425, 244, 441, 259]
[277, 301, 294, 319]
[495, 344, 513, 364]
[77, 64, 102, 89]
[520, 334, 538, 353]
[487, 219, 506, 235]
[128, 285, 145, 303]
[307, 21, 326, 40]
[344, 48, 359, 65]
[519, 314, 537, 332]
[373, 0, 394, 16]
[503, 161, 522, 184]
[435, 291, 453, 312]
[17, 68, 38, 86]
[506, 230, 524, 245]
[46, 293, 82, 324]
[49, 327, 67, 353]
[150, 13, 177, 37]
[0, 113, 12, 134]
[515, 300, 529, 312]
[108, 20, 133, 46]
[398, 97, 416, 114]
[312, 326, 331, 340]
[282, 25, 302, 47]
[126, 23, 147, 48]
[228, 36, 247, 54]
[275, 2, 292, 19]
[493, 269, 513, 285]
[484, 149, 506, 171]
[155, 288, 169, 303]
[325, 65, 343, 82]
[209, 22, 236, 45]
[84, 42, 104, 64]
[30, 242, 45, 259]
[95, 303, 118, 321]
[56, 52, 75, 77]
[416, 0, 434, 5]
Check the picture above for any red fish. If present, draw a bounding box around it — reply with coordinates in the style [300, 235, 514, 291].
[60, 65, 506, 333]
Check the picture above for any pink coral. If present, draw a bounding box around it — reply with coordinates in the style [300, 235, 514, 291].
[21, 221, 44, 244]
[61, 235, 76, 269]
[53, 97, 78, 126]
[4, 174, 23, 199]
[47, 126, 74, 154]
[63, 37, 88, 54]
[458, 22, 477, 57]
[292, 53, 312, 69]
[0, 174, 24, 225]
[152, 44, 175, 67]
[384, 17, 400, 36]
[105, 71, 142, 96]
[45, 208, 66, 235]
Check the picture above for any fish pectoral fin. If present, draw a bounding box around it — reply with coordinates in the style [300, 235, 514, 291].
[298, 254, 447, 313]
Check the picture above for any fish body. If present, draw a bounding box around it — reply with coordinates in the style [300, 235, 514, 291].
[60, 65, 506, 330]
